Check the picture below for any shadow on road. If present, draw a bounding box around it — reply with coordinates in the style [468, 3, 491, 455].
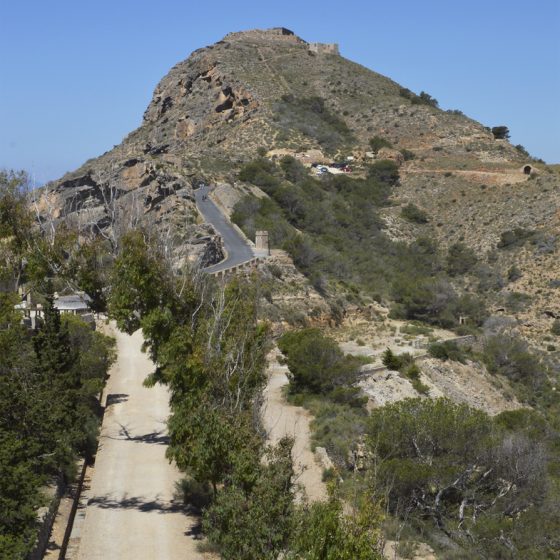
[105, 393, 129, 407]
[87, 495, 184, 514]
[105, 423, 170, 445]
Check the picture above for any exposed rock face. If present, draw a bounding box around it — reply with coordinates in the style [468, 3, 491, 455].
[38, 27, 557, 276]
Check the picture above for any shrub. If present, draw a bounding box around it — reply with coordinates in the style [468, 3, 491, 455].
[497, 228, 535, 249]
[515, 144, 530, 158]
[411, 91, 438, 107]
[446, 242, 477, 276]
[505, 291, 532, 313]
[278, 328, 364, 399]
[401, 203, 429, 224]
[400, 149, 415, 161]
[273, 95, 354, 154]
[551, 319, 560, 336]
[491, 126, 510, 140]
[428, 340, 467, 363]
[382, 349, 414, 371]
[507, 265, 522, 282]
[369, 136, 393, 154]
[238, 158, 280, 190]
[482, 334, 547, 389]
[367, 160, 400, 186]
[403, 363, 430, 395]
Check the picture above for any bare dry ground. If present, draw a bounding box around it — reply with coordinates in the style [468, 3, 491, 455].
[262, 349, 327, 503]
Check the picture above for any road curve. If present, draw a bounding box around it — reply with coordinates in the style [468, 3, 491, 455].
[195, 185, 254, 273]
[76, 327, 210, 560]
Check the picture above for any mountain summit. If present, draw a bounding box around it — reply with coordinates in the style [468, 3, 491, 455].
[38, 28, 559, 334]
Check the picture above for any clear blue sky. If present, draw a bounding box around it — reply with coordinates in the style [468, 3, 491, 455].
[1, 0, 558, 184]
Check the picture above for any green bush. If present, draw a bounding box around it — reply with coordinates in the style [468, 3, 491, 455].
[382, 349, 414, 371]
[491, 126, 510, 140]
[411, 91, 438, 107]
[278, 328, 364, 401]
[367, 160, 400, 186]
[428, 340, 467, 363]
[482, 334, 548, 391]
[507, 265, 522, 282]
[551, 319, 560, 336]
[273, 95, 354, 154]
[400, 148, 416, 161]
[238, 158, 280, 190]
[401, 203, 429, 224]
[366, 398, 552, 557]
[497, 228, 535, 249]
[446, 242, 477, 276]
[369, 136, 393, 154]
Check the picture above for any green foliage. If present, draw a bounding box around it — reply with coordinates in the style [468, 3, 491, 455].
[366, 398, 554, 556]
[108, 230, 171, 334]
[418, 91, 439, 107]
[0, 287, 114, 555]
[402, 363, 430, 395]
[400, 148, 416, 161]
[381, 348, 413, 371]
[273, 95, 354, 153]
[367, 159, 400, 186]
[238, 157, 280, 189]
[203, 438, 294, 560]
[497, 227, 536, 249]
[446, 242, 477, 276]
[515, 144, 530, 158]
[428, 340, 467, 363]
[505, 291, 532, 313]
[507, 264, 522, 282]
[482, 334, 548, 396]
[368, 136, 393, 154]
[287, 492, 383, 559]
[551, 319, 560, 336]
[401, 203, 429, 224]
[306, 399, 368, 467]
[399, 88, 438, 108]
[67, 238, 110, 313]
[278, 328, 364, 403]
[491, 126, 510, 140]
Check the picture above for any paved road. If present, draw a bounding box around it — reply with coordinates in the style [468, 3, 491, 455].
[195, 185, 254, 273]
[76, 327, 211, 560]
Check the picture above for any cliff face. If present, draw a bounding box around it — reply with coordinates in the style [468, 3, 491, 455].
[38, 28, 558, 281]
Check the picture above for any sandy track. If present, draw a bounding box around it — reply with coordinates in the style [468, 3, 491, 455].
[76, 327, 210, 560]
[262, 350, 327, 502]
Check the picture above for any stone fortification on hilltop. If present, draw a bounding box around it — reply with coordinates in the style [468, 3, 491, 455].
[225, 28, 339, 55]
[225, 27, 306, 44]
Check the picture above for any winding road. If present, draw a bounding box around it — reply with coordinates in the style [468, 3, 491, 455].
[194, 185, 254, 273]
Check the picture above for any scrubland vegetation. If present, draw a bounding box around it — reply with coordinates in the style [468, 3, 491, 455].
[0, 171, 115, 557]
[233, 156, 487, 330]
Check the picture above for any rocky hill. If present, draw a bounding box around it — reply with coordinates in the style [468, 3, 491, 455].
[37, 27, 559, 342]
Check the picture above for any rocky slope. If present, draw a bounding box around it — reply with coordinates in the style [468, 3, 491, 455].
[37, 27, 559, 342]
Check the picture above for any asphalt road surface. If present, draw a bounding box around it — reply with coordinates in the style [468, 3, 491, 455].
[195, 185, 254, 273]
[76, 328, 210, 560]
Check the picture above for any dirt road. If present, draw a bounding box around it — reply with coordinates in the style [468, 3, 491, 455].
[262, 350, 327, 502]
[76, 327, 210, 560]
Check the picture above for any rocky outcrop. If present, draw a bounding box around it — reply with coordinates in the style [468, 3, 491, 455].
[38, 27, 554, 275]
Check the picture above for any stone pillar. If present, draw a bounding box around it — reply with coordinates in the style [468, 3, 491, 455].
[255, 230, 270, 257]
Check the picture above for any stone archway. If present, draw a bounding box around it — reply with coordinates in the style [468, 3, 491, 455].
[523, 165, 532, 175]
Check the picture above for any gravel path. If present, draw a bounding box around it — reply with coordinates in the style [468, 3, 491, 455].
[76, 327, 211, 560]
[262, 350, 327, 503]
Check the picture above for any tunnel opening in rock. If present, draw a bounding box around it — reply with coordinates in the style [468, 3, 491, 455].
[523, 165, 532, 175]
